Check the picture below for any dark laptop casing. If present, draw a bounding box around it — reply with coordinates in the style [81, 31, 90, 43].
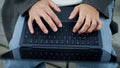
[19, 5, 103, 61]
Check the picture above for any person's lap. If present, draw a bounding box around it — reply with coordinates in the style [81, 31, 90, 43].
[3, 16, 45, 68]
[3, 1, 117, 68]
[76, 1, 118, 68]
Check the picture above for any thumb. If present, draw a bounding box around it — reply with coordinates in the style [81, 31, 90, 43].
[69, 6, 79, 19]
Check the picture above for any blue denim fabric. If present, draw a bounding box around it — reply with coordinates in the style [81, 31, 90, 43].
[3, 0, 117, 68]
[3, 15, 45, 68]
[76, 1, 118, 68]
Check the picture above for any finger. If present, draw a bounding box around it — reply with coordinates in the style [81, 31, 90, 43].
[41, 12, 58, 32]
[87, 19, 97, 33]
[96, 19, 103, 30]
[48, 0, 61, 12]
[78, 16, 91, 34]
[45, 7, 62, 27]
[28, 16, 34, 34]
[69, 6, 79, 19]
[34, 16, 48, 34]
[73, 13, 85, 33]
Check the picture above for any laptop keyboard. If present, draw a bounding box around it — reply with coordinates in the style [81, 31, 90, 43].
[19, 6, 102, 61]
[21, 18, 100, 47]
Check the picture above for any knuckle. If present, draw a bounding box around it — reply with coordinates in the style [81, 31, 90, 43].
[77, 19, 83, 24]
[78, 30, 81, 34]
[49, 12, 54, 16]
[74, 26, 79, 30]
[48, 21, 55, 28]
[35, 18, 40, 23]
[80, 29, 85, 32]
[29, 16, 34, 21]
[54, 17, 58, 21]
[92, 23, 97, 26]
[52, 15, 56, 19]
[74, 27, 78, 31]
[88, 30, 92, 33]
[85, 23, 90, 27]
[41, 26, 46, 30]
[78, 20, 82, 23]
[35, 16, 39, 20]
[52, 24, 56, 28]
[41, 4, 48, 8]
[44, 15, 50, 20]
[54, 5, 58, 9]
[38, 23, 46, 31]
[79, 30, 84, 33]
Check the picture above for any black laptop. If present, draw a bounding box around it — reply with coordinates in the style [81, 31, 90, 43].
[19, 5, 103, 61]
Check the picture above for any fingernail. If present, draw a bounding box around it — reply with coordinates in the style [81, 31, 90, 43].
[73, 29, 76, 33]
[31, 30, 34, 34]
[54, 28, 58, 32]
[78, 31, 81, 34]
[59, 24, 62, 27]
[69, 16, 73, 19]
[57, 8, 61, 12]
[44, 30, 48, 34]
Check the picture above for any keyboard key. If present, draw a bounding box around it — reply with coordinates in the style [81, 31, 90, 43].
[21, 21, 100, 47]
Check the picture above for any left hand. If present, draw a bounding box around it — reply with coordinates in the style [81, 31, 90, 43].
[69, 4, 103, 34]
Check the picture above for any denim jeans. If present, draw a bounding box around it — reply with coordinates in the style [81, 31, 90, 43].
[76, 1, 118, 68]
[3, 1, 117, 68]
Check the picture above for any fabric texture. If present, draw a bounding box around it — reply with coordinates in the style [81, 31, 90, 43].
[2, 0, 113, 42]
[52, 0, 83, 6]
[3, 1, 117, 68]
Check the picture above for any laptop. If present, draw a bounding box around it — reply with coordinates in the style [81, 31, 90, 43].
[19, 5, 103, 61]
[0, 47, 117, 62]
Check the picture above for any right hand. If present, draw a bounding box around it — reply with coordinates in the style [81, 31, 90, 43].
[28, 0, 62, 34]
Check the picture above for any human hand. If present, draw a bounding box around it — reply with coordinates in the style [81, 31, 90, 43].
[28, 0, 62, 34]
[69, 4, 103, 34]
